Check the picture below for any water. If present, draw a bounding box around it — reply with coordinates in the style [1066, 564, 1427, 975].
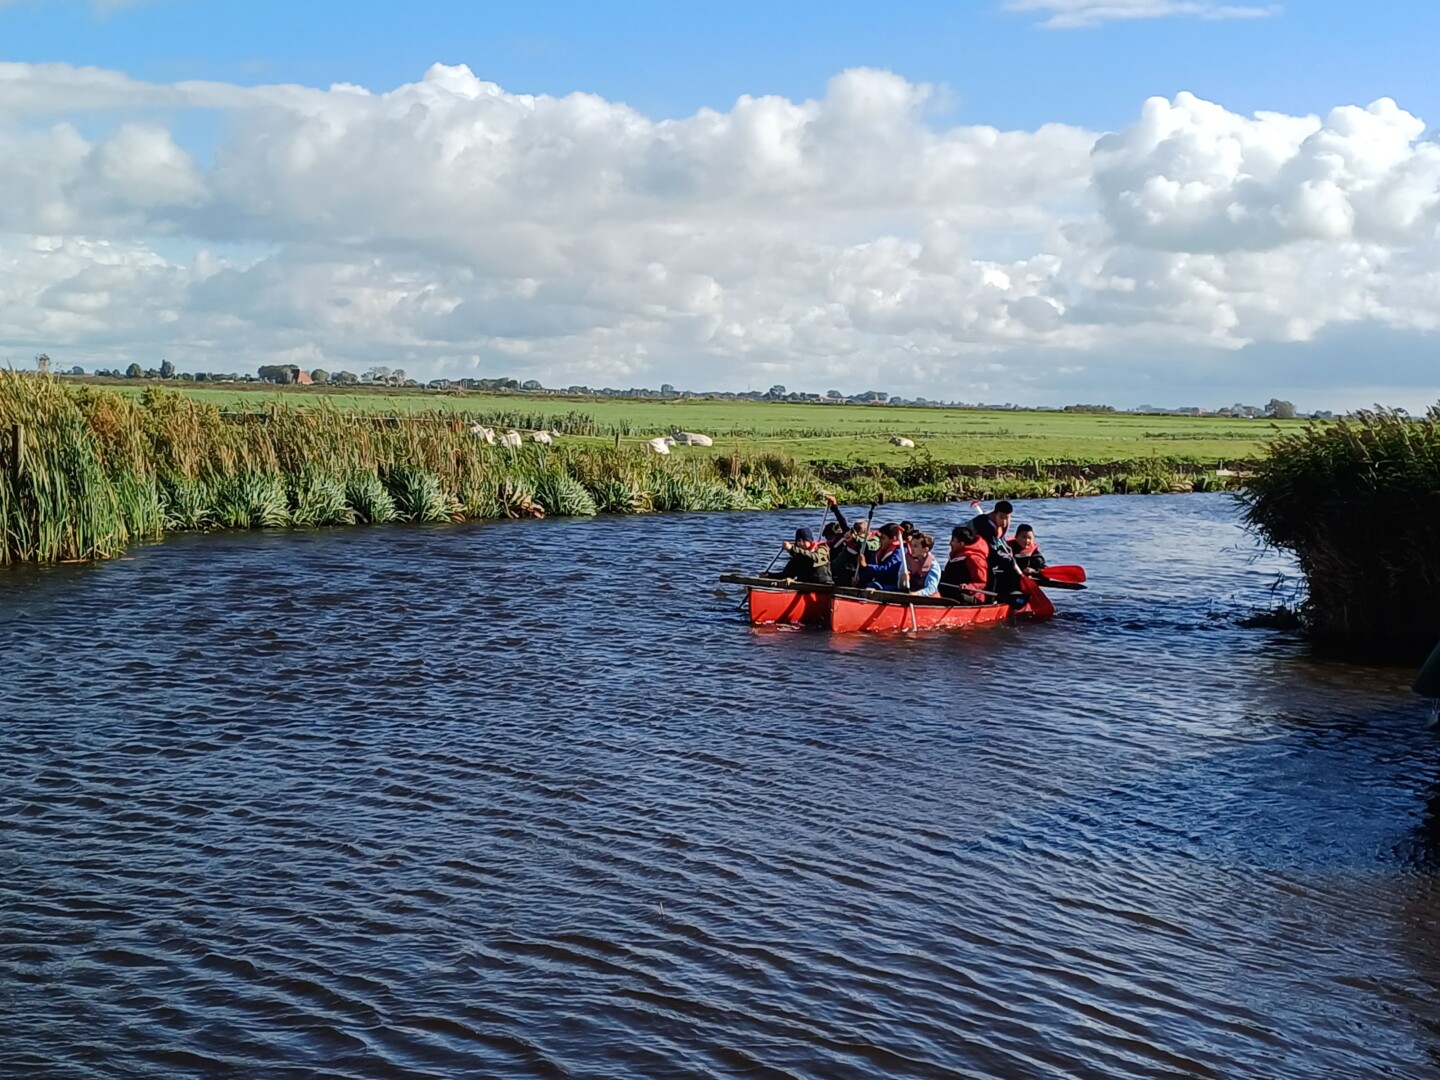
[2, 494, 1435, 1079]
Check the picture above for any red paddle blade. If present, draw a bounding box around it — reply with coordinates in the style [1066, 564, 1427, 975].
[1037, 564, 1086, 584]
[1019, 576, 1056, 619]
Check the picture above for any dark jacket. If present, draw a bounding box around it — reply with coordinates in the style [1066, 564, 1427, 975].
[766, 543, 834, 585]
[1011, 542, 1046, 574]
[971, 513, 1007, 552]
[830, 542, 859, 586]
[971, 514, 1021, 595]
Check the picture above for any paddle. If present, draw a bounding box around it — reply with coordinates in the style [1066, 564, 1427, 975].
[839, 497, 879, 587]
[759, 544, 785, 576]
[1036, 563, 1086, 584]
[1032, 577, 1085, 591]
[762, 497, 834, 580]
[816, 494, 833, 536]
[1017, 574, 1056, 619]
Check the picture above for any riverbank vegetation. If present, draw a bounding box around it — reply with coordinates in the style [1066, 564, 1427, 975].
[1243, 407, 1440, 661]
[2, 372, 1243, 565]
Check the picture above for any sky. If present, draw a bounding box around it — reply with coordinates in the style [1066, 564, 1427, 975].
[2, 0, 1439, 410]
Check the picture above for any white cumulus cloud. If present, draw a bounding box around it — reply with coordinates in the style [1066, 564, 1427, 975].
[0, 60, 1437, 407]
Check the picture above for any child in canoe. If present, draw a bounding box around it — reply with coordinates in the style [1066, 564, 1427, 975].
[857, 524, 910, 591]
[906, 532, 941, 596]
[1009, 524, 1047, 577]
[939, 523, 990, 604]
[765, 528, 834, 585]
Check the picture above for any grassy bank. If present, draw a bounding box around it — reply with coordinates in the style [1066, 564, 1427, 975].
[90, 379, 1293, 468]
[1242, 407, 1440, 661]
[2, 373, 1241, 565]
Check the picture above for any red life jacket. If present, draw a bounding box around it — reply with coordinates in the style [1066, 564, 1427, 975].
[941, 538, 990, 588]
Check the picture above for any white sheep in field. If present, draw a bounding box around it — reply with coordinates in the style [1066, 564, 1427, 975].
[470, 423, 496, 444]
[671, 431, 714, 447]
[646, 436, 676, 455]
[498, 430, 523, 449]
[529, 430, 553, 445]
[890, 436, 916, 448]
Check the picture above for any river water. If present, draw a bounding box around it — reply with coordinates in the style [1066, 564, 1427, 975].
[1, 494, 1434, 1079]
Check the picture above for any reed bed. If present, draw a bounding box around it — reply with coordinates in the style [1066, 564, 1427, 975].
[1242, 406, 1440, 660]
[1, 372, 1243, 566]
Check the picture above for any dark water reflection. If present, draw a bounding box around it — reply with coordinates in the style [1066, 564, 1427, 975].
[2, 494, 1435, 1078]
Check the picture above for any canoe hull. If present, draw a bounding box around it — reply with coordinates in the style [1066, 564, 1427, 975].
[829, 594, 1015, 634]
[721, 574, 1052, 634]
[749, 585, 833, 627]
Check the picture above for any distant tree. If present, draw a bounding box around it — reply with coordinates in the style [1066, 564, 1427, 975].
[521, 379, 543, 391]
[767, 384, 786, 398]
[159, 358, 175, 379]
[69, 365, 84, 376]
[125, 363, 143, 379]
[1266, 398, 1297, 420]
[826, 390, 842, 400]
[257, 364, 295, 385]
[331, 370, 358, 385]
[363, 365, 391, 384]
[310, 369, 329, 385]
[660, 383, 675, 395]
[178, 372, 194, 382]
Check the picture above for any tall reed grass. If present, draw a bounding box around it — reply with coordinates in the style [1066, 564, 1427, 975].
[1242, 407, 1440, 660]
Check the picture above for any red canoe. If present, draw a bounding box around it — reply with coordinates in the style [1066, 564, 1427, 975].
[720, 575, 834, 625]
[746, 580, 833, 626]
[828, 591, 1018, 634]
[719, 575, 1052, 634]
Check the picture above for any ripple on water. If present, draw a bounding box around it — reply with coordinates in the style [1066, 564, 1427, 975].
[0, 496, 1435, 1079]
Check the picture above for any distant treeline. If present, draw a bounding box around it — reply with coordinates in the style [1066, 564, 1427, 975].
[39, 353, 1331, 417]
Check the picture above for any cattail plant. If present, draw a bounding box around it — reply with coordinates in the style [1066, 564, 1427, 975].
[1242, 406, 1440, 659]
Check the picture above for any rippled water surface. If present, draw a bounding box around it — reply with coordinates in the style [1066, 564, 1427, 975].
[3, 495, 1437, 1078]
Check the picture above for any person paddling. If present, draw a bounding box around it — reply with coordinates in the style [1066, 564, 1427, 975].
[970, 499, 1023, 598]
[824, 497, 876, 588]
[1009, 523, 1047, 577]
[857, 523, 910, 591]
[822, 496, 859, 586]
[765, 527, 834, 586]
[938, 523, 990, 603]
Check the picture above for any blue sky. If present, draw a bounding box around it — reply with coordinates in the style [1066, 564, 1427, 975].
[2, 0, 1439, 409]
[7, 0, 1439, 131]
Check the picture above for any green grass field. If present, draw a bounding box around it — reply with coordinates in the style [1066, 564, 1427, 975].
[89, 380, 1296, 466]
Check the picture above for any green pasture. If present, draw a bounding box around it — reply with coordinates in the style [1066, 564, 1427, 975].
[91, 381, 1296, 466]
